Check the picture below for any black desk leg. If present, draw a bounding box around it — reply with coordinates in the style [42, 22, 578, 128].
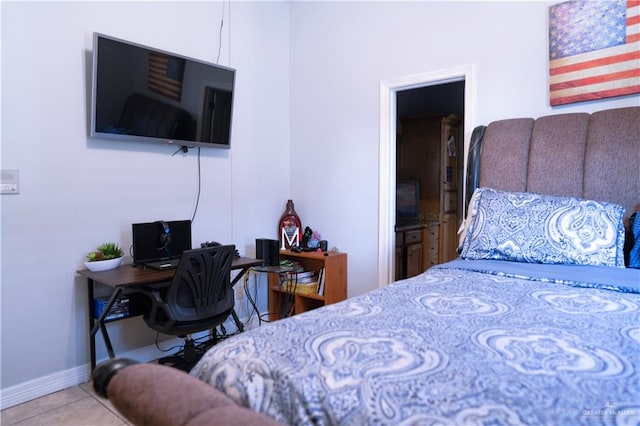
[88, 279, 96, 371]
[229, 266, 252, 333]
[231, 310, 244, 332]
[89, 287, 123, 368]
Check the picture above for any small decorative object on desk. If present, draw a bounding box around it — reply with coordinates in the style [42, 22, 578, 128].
[301, 226, 324, 251]
[279, 199, 302, 250]
[84, 242, 124, 272]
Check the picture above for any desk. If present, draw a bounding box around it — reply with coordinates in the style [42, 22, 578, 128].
[78, 257, 263, 370]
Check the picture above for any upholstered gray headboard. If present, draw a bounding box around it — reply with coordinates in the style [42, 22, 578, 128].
[467, 106, 640, 224]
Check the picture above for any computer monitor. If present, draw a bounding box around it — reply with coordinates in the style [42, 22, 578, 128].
[396, 180, 420, 220]
[132, 220, 192, 265]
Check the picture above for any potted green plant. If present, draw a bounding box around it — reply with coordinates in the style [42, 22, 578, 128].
[85, 242, 124, 272]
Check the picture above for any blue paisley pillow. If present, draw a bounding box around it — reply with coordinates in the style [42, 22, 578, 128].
[629, 212, 640, 268]
[460, 188, 626, 268]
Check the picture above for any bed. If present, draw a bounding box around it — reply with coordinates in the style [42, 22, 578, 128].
[189, 258, 638, 424]
[190, 106, 639, 425]
[94, 106, 639, 425]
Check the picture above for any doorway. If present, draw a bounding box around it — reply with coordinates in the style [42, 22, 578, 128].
[377, 66, 474, 287]
[395, 83, 465, 280]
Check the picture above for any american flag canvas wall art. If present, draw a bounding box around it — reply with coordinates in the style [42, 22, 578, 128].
[549, 0, 640, 106]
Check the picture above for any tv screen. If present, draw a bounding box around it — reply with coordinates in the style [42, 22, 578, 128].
[396, 180, 420, 220]
[91, 33, 235, 149]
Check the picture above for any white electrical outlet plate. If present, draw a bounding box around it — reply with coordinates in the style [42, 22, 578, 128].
[1, 169, 19, 194]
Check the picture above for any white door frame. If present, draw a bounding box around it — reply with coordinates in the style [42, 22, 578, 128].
[377, 65, 475, 288]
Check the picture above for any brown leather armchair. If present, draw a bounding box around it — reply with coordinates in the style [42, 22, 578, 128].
[92, 359, 281, 426]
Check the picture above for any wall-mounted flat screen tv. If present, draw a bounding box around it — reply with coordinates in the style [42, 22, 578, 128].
[90, 33, 235, 149]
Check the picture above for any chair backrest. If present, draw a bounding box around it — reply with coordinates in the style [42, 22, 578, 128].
[166, 245, 235, 323]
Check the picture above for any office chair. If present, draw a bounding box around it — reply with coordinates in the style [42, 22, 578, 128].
[140, 245, 236, 371]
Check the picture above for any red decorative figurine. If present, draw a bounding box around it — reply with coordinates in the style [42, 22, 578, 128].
[279, 200, 302, 249]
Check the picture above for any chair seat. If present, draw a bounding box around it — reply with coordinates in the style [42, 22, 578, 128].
[144, 309, 233, 336]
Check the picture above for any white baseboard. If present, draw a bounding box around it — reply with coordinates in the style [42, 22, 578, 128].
[0, 338, 183, 410]
[0, 308, 263, 411]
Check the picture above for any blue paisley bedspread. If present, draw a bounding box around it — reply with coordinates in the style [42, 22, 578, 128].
[191, 260, 640, 425]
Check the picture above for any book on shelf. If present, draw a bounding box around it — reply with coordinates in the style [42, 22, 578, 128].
[278, 269, 317, 294]
[281, 280, 318, 294]
[317, 267, 325, 296]
[290, 270, 315, 277]
[286, 270, 315, 280]
[284, 269, 317, 284]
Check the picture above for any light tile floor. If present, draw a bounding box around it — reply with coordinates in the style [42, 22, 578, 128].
[1, 382, 130, 426]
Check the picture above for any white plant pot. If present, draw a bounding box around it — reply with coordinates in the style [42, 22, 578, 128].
[84, 257, 123, 272]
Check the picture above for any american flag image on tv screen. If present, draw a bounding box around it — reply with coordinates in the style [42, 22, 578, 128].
[148, 52, 185, 101]
[548, 0, 640, 106]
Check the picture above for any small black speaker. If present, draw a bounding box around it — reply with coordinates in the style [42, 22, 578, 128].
[256, 238, 280, 266]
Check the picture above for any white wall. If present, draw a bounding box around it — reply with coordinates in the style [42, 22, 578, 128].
[2, 0, 638, 407]
[0, 0, 290, 401]
[288, 1, 639, 298]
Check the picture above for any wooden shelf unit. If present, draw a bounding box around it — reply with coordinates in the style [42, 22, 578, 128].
[268, 250, 347, 321]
